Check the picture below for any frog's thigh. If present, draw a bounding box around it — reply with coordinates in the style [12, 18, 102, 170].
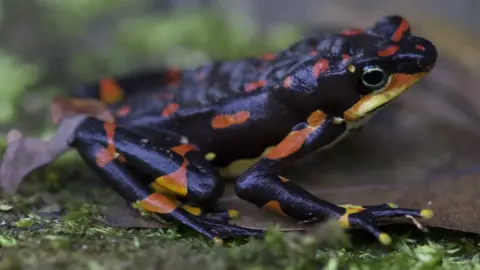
[69, 117, 225, 206]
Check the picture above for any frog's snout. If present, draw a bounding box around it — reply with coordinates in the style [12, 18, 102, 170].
[409, 36, 438, 72]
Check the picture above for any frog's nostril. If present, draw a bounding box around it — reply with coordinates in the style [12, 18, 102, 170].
[415, 44, 426, 51]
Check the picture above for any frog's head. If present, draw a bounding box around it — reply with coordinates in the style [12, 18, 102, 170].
[338, 15, 438, 121]
[290, 15, 437, 122]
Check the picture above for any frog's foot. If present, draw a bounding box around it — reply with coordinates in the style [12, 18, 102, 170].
[182, 205, 241, 222]
[177, 205, 261, 241]
[139, 199, 264, 242]
[335, 203, 433, 245]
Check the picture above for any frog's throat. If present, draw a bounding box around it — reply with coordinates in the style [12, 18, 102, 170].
[343, 72, 427, 121]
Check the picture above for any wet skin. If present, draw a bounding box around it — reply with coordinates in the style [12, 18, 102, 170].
[68, 15, 437, 245]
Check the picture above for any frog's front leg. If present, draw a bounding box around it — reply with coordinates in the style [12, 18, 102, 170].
[235, 110, 433, 245]
[69, 118, 263, 242]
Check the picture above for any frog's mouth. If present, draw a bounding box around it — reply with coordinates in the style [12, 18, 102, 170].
[343, 72, 427, 121]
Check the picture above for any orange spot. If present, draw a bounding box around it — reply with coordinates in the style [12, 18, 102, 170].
[307, 110, 326, 127]
[283, 76, 293, 88]
[100, 78, 124, 104]
[392, 19, 409, 42]
[262, 200, 286, 216]
[116, 105, 131, 117]
[104, 122, 117, 155]
[150, 182, 171, 194]
[155, 160, 188, 196]
[95, 147, 115, 167]
[161, 103, 179, 117]
[165, 68, 181, 86]
[171, 144, 197, 156]
[265, 127, 314, 160]
[244, 80, 266, 92]
[211, 111, 250, 129]
[260, 53, 276, 60]
[342, 54, 351, 64]
[278, 176, 289, 183]
[378, 45, 400, 57]
[416, 44, 425, 51]
[313, 59, 329, 78]
[341, 28, 364, 36]
[139, 193, 177, 214]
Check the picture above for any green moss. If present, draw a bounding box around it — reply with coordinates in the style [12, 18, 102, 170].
[0, 163, 479, 269]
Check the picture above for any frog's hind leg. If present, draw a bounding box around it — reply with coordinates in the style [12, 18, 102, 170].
[69, 117, 263, 241]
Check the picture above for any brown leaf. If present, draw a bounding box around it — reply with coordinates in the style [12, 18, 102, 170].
[50, 97, 114, 124]
[0, 116, 85, 194]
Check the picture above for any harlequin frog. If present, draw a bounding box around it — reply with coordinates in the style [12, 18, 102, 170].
[68, 15, 437, 245]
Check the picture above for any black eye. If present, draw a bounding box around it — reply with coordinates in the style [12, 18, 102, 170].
[361, 67, 389, 90]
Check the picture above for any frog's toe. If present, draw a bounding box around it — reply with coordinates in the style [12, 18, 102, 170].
[337, 203, 433, 245]
[204, 209, 240, 222]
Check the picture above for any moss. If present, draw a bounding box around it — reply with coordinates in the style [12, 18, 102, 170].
[0, 162, 479, 269]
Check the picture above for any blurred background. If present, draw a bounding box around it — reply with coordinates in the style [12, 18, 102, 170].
[0, 0, 478, 139]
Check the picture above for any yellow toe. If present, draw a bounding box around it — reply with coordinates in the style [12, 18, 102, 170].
[378, 233, 392, 245]
[420, 209, 434, 219]
[387, 203, 398, 208]
[228, 209, 240, 219]
[213, 237, 224, 245]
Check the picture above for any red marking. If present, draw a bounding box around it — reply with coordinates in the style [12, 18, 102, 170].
[309, 51, 319, 56]
[171, 144, 197, 156]
[416, 44, 425, 51]
[116, 105, 131, 117]
[165, 68, 181, 87]
[265, 127, 314, 160]
[95, 147, 114, 168]
[341, 28, 364, 36]
[342, 54, 351, 64]
[244, 80, 266, 93]
[313, 59, 329, 78]
[95, 122, 120, 167]
[155, 159, 188, 196]
[139, 193, 177, 214]
[153, 92, 175, 100]
[99, 78, 124, 104]
[104, 122, 116, 155]
[307, 110, 326, 127]
[211, 111, 250, 129]
[378, 45, 400, 57]
[392, 19, 410, 42]
[161, 103, 179, 117]
[283, 76, 293, 88]
[262, 200, 286, 216]
[260, 53, 276, 60]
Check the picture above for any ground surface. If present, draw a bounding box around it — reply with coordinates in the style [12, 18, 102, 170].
[0, 153, 479, 270]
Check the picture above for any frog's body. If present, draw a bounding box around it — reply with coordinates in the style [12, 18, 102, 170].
[69, 15, 437, 244]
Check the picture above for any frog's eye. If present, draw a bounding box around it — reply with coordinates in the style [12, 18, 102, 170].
[361, 66, 389, 92]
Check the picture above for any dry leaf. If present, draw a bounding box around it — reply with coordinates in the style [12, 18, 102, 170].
[0, 116, 85, 194]
[50, 97, 114, 124]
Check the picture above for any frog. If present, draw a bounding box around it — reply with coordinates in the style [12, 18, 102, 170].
[63, 14, 437, 245]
